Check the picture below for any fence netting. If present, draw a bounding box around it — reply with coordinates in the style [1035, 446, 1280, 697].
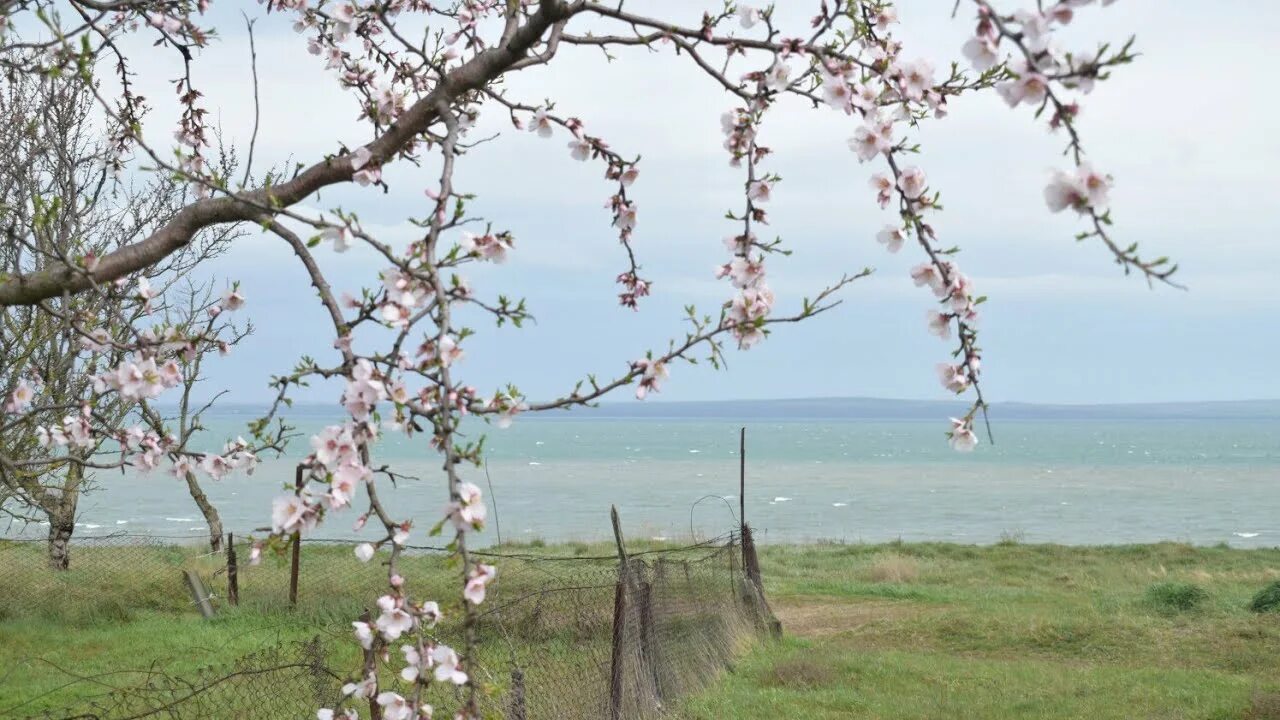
[1, 529, 778, 720]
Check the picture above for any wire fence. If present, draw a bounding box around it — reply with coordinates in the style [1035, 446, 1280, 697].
[1, 516, 778, 719]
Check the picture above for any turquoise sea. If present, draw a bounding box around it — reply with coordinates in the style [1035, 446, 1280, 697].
[23, 405, 1280, 548]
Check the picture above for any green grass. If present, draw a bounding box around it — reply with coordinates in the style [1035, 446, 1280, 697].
[0, 537, 739, 718]
[4, 540, 1280, 719]
[679, 542, 1280, 720]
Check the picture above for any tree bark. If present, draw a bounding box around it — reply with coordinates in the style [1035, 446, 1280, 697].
[184, 471, 224, 551]
[47, 512, 74, 570]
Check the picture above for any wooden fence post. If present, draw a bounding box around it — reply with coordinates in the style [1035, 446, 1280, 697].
[226, 532, 239, 606]
[608, 505, 629, 720]
[289, 465, 303, 608]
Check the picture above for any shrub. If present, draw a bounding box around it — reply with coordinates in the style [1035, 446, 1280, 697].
[1144, 581, 1209, 613]
[1249, 581, 1280, 613]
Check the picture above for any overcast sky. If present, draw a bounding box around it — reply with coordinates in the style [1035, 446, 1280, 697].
[113, 0, 1280, 406]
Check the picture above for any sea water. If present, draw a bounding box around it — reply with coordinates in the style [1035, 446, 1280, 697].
[18, 412, 1280, 548]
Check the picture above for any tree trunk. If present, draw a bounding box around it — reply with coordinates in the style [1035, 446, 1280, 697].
[47, 513, 74, 570]
[184, 471, 224, 551]
[45, 463, 83, 571]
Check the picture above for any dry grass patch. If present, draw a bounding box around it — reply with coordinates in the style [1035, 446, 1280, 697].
[864, 553, 921, 583]
[1244, 691, 1280, 720]
[756, 656, 838, 689]
[774, 597, 924, 639]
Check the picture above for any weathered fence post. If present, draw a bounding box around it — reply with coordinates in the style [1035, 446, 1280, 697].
[508, 668, 528, 720]
[183, 569, 216, 619]
[637, 563, 663, 705]
[741, 524, 782, 639]
[289, 465, 304, 608]
[226, 532, 239, 607]
[608, 505, 629, 720]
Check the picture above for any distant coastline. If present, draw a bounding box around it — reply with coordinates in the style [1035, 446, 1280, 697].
[190, 397, 1280, 422]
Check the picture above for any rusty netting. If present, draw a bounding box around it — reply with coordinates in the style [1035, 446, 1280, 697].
[2, 529, 778, 719]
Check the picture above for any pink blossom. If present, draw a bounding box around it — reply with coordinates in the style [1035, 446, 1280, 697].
[529, 109, 553, 137]
[869, 173, 893, 208]
[220, 288, 245, 311]
[568, 138, 592, 161]
[353, 166, 381, 186]
[633, 358, 670, 399]
[848, 115, 894, 162]
[897, 166, 927, 200]
[419, 600, 442, 627]
[460, 232, 513, 263]
[926, 310, 952, 339]
[876, 225, 906, 253]
[354, 542, 375, 562]
[948, 417, 979, 452]
[763, 61, 791, 92]
[4, 379, 36, 414]
[322, 226, 350, 252]
[341, 673, 377, 700]
[936, 363, 969, 393]
[1012, 9, 1052, 52]
[375, 594, 415, 640]
[399, 644, 429, 682]
[464, 563, 496, 604]
[1045, 163, 1112, 215]
[446, 481, 487, 531]
[747, 180, 772, 203]
[613, 201, 638, 232]
[271, 494, 315, 535]
[350, 146, 373, 171]
[997, 65, 1049, 108]
[896, 58, 934, 102]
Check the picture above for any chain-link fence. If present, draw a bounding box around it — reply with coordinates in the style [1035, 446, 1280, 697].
[1, 520, 778, 719]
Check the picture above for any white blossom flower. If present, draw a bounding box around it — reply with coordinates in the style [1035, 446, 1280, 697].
[354, 543, 375, 563]
[352, 620, 375, 650]
[375, 595, 415, 640]
[376, 692, 412, 720]
[568, 138, 592, 161]
[431, 645, 467, 685]
[962, 36, 1001, 71]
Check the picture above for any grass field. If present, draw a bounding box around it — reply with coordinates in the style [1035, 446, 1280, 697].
[682, 542, 1280, 720]
[3, 539, 1280, 718]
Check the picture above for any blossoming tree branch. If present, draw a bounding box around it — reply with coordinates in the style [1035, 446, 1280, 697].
[0, 0, 1176, 717]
